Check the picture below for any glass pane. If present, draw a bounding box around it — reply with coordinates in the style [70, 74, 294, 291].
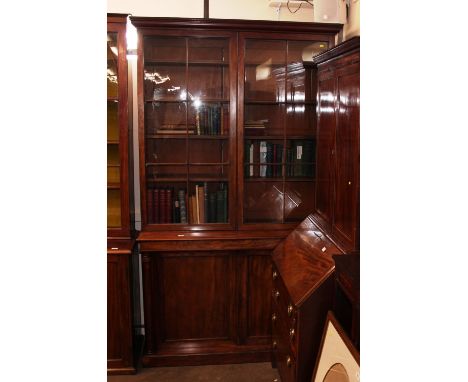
[108, 189, 121, 227]
[189, 164, 229, 182]
[188, 139, 229, 164]
[107, 33, 118, 98]
[188, 38, 229, 62]
[244, 182, 283, 224]
[286, 104, 315, 136]
[284, 181, 315, 222]
[188, 181, 228, 224]
[107, 144, 120, 166]
[144, 65, 186, 101]
[188, 65, 229, 100]
[147, 182, 187, 224]
[145, 102, 187, 136]
[245, 40, 286, 102]
[146, 138, 187, 164]
[147, 165, 187, 183]
[107, 100, 119, 141]
[287, 41, 328, 102]
[285, 139, 315, 178]
[244, 139, 283, 179]
[288, 40, 329, 62]
[144, 36, 186, 61]
[245, 40, 286, 65]
[188, 102, 229, 136]
[245, 104, 284, 137]
[107, 166, 120, 184]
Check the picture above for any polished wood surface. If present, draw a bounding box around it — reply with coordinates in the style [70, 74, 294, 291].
[107, 13, 133, 239]
[107, 250, 135, 375]
[130, 17, 342, 34]
[271, 214, 345, 382]
[141, 250, 272, 366]
[332, 252, 360, 350]
[314, 37, 360, 252]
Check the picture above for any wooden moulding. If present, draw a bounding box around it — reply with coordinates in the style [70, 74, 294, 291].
[130, 17, 342, 34]
[313, 35, 360, 65]
[138, 230, 290, 251]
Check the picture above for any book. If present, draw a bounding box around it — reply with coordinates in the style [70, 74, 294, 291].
[154, 188, 160, 223]
[249, 142, 254, 177]
[216, 189, 224, 223]
[147, 190, 154, 223]
[189, 195, 196, 224]
[174, 200, 180, 223]
[266, 142, 273, 177]
[166, 189, 173, 223]
[222, 185, 228, 223]
[196, 109, 201, 135]
[276, 144, 283, 177]
[208, 192, 216, 223]
[158, 188, 165, 223]
[178, 189, 187, 223]
[259, 141, 267, 177]
[197, 185, 205, 223]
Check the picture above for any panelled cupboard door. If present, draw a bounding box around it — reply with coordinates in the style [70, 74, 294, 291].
[333, 61, 359, 248]
[315, 73, 336, 230]
[107, 254, 134, 373]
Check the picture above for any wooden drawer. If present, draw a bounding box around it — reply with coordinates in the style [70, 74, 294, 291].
[272, 307, 296, 382]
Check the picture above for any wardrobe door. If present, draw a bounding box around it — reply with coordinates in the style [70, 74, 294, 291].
[333, 58, 360, 249]
[315, 71, 336, 230]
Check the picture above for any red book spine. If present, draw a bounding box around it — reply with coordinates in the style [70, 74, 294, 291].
[159, 189, 165, 223]
[154, 189, 160, 224]
[166, 189, 173, 223]
[147, 190, 153, 224]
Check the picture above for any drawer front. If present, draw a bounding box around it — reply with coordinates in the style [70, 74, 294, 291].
[272, 307, 296, 382]
[272, 268, 298, 354]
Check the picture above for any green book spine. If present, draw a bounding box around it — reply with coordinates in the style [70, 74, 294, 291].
[216, 190, 223, 223]
[209, 193, 216, 223]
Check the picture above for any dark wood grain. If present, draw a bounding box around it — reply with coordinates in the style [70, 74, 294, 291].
[141, 249, 274, 367]
[313, 37, 360, 252]
[107, 13, 133, 240]
[130, 17, 342, 34]
[107, 250, 135, 374]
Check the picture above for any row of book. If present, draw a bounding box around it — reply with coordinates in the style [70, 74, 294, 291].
[244, 140, 315, 178]
[147, 183, 228, 224]
[195, 104, 228, 136]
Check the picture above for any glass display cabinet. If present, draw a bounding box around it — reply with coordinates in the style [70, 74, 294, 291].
[138, 30, 237, 230]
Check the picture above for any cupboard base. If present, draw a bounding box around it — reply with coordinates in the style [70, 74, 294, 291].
[142, 340, 270, 367]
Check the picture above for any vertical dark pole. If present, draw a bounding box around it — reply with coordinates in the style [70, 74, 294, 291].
[204, 0, 209, 19]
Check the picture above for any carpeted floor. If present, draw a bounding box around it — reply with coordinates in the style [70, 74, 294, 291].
[108, 362, 280, 382]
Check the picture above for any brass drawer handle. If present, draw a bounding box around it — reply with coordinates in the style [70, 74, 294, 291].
[286, 356, 292, 368]
[287, 304, 293, 317]
[272, 313, 277, 323]
[289, 328, 295, 340]
[272, 340, 277, 349]
[272, 270, 278, 280]
[273, 289, 280, 300]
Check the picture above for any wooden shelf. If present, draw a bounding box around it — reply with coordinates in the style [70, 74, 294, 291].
[147, 176, 229, 182]
[144, 99, 229, 104]
[107, 183, 121, 189]
[145, 59, 228, 66]
[244, 100, 316, 105]
[146, 162, 229, 166]
[146, 135, 229, 140]
[107, 140, 120, 144]
[245, 136, 316, 140]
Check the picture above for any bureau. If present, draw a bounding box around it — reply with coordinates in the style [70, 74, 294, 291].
[271, 215, 343, 382]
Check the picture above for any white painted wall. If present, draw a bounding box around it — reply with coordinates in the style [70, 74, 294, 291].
[344, 0, 360, 39]
[107, 0, 204, 18]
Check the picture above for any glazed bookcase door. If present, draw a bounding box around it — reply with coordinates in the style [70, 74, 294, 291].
[139, 30, 237, 230]
[107, 16, 130, 238]
[239, 33, 331, 229]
